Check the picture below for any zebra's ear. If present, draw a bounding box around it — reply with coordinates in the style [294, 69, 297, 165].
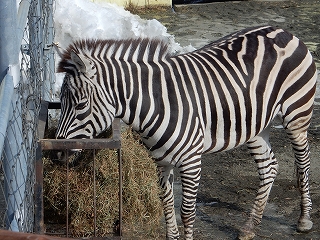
[52, 42, 64, 59]
[70, 50, 89, 73]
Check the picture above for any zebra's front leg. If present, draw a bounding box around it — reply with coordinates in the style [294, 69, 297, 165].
[158, 165, 180, 240]
[179, 160, 201, 240]
[240, 129, 278, 240]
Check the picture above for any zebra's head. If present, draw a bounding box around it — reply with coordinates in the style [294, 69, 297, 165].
[55, 44, 115, 139]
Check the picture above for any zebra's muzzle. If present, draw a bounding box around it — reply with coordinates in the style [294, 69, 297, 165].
[56, 149, 82, 163]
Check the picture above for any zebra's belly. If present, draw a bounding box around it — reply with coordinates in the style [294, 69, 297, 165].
[201, 122, 247, 154]
[202, 133, 245, 154]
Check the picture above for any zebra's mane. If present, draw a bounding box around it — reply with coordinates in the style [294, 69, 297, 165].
[57, 38, 171, 73]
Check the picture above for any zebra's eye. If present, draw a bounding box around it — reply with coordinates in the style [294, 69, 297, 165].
[75, 101, 88, 111]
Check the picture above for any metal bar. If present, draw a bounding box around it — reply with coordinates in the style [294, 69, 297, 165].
[112, 119, 121, 142]
[66, 150, 69, 238]
[34, 101, 49, 234]
[40, 119, 122, 150]
[38, 101, 49, 139]
[34, 143, 44, 234]
[0, 229, 72, 240]
[40, 138, 121, 150]
[118, 148, 122, 237]
[93, 149, 97, 237]
[48, 102, 61, 109]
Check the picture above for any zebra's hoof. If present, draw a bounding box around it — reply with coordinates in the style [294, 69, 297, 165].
[297, 218, 313, 232]
[238, 229, 255, 240]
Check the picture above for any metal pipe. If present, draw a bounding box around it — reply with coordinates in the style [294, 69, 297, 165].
[0, 74, 14, 157]
[0, 0, 19, 82]
[17, 0, 31, 50]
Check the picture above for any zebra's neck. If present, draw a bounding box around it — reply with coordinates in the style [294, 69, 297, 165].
[88, 39, 171, 136]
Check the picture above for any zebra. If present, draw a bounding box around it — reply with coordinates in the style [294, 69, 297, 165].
[55, 26, 317, 240]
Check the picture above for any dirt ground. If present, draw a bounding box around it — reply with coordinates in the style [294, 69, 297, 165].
[136, 1, 320, 239]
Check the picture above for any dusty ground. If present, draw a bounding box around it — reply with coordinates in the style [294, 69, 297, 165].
[136, 1, 320, 239]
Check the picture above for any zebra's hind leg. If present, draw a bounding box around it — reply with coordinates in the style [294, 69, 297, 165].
[286, 130, 312, 232]
[239, 126, 279, 240]
[158, 165, 180, 240]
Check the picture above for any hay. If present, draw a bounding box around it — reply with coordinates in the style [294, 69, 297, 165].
[43, 130, 163, 238]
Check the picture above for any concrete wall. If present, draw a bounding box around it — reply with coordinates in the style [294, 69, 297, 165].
[93, 0, 171, 7]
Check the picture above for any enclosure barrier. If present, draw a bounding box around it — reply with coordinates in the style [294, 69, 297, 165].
[0, 0, 55, 233]
[35, 101, 123, 238]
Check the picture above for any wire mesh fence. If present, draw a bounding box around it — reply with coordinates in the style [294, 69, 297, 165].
[0, 0, 55, 232]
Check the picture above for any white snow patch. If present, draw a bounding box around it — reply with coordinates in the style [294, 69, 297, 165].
[53, 0, 195, 94]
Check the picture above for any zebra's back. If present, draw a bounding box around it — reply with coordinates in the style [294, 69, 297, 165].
[148, 26, 316, 160]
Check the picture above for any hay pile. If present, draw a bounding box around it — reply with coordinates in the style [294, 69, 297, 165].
[43, 130, 163, 238]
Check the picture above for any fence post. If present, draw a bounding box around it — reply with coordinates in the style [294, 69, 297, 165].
[43, 0, 56, 102]
[17, 0, 31, 50]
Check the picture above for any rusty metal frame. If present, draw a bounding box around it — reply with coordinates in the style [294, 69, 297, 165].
[35, 101, 122, 238]
[0, 229, 72, 240]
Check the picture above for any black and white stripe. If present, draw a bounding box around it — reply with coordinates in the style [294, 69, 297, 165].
[56, 26, 317, 240]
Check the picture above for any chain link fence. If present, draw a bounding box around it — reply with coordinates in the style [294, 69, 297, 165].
[0, 0, 55, 232]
